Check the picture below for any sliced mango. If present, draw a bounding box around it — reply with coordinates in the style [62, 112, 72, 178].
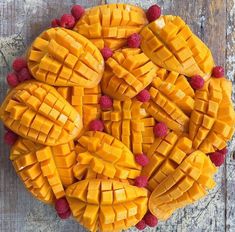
[74, 4, 148, 50]
[66, 179, 148, 231]
[27, 28, 104, 87]
[0, 81, 82, 145]
[101, 48, 157, 100]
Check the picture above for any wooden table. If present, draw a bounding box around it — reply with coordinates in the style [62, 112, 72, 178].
[0, 0, 234, 231]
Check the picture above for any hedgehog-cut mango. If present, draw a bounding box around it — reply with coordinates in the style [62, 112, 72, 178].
[140, 15, 215, 80]
[73, 3, 148, 50]
[66, 179, 148, 231]
[73, 131, 142, 180]
[102, 48, 157, 100]
[148, 150, 217, 220]
[10, 138, 66, 204]
[0, 81, 82, 146]
[27, 28, 104, 87]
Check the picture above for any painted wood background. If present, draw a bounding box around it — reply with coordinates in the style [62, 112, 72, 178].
[0, 0, 234, 231]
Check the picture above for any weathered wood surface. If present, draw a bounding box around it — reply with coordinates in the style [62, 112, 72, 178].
[0, 0, 234, 231]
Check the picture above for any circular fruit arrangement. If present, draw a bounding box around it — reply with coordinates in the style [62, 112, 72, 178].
[1, 3, 235, 232]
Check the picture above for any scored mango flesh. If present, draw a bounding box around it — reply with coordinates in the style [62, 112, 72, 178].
[189, 78, 235, 153]
[27, 28, 104, 87]
[140, 16, 214, 79]
[102, 99, 155, 154]
[0, 81, 82, 145]
[74, 4, 147, 50]
[144, 69, 195, 133]
[73, 131, 141, 180]
[149, 151, 217, 220]
[10, 138, 66, 204]
[102, 48, 157, 100]
[66, 179, 148, 231]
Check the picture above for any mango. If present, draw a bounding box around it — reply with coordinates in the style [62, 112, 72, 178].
[102, 99, 155, 154]
[10, 138, 66, 204]
[101, 48, 157, 100]
[189, 78, 235, 153]
[27, 28, 104, 87]
[73, 131, 141, 180]
[148, 150, 217, 220]
[0, 81, 82, 145]
[74, 4, 148, 50]
[140, 16, 215, 80]
[66, 179, 148, 231]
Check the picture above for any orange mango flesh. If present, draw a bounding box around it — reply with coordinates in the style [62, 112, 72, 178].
[140, 16, 214, 80]
[148, 150, 217, 220]
[74, 4, 148, 50]
[73, 131, 141, 180]
[27, 28, 104, 87]
[56, 85, 101, 134]
[189, 78, 235, 153]
[10, 138, 66, 204]
[66, 179, 148, 231]
[102, 48, 157, 100]
[0, 81, 82, 146]
[102, 99, 155, 154]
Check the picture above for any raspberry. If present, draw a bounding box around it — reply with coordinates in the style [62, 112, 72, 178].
[51, 18, 60, 27]
[4, 130, 18, 146]
[89, 119, 104, 132]
[144, 212, 158, 227]
[134, 176, 148, 188]
[99, 95, 113, 109]
[101, 47, 113, 61]
[12, 57, 27, 72]
[135, 153, 149, 167]
[136, 89, 150, 102]
[71, 5, 85, 21]
[212, 66, 224, 78]
[146, 5, 161, 22]
[58, 209, 71, 219]
[60, 14, 75, 29]
[135, 220, 146, 230]
[127, 33, 141, 48]
[153, 122, 168, 138]
[18, 68, 32, 82]
[55, 197, 70, 214]
[209, 151, 225, 167]
[219, 147, 228, 155]
[7, 72, 19, 87]
[190, 75, 205, 90]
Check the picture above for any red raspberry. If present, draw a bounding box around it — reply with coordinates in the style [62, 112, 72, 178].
[7, 72, 19, 87]
[4, 130, 18, 146]
[190, 75, 205, 90]
[99, 95, 113, 109]
[219, 147, 228, 155]
[212, 66, 224, 78]
[71, 5, 85, 21]
[55, 197, 70, 214]
[136, 89, 150, 102]
[209, 151, 225, 167]
[58, 209, 71, 219]
[135, 153, 149, 167]
[89, 119, 104, 132]
[135, 220, 146, 230]
[51, 18, 60, 27]
[101, 47, 113, 61]
[60, 14, 75, 29]
[146, 5, 161, 22]
[134, 176, 148, 188]
[12, 57, 27, 72]
[144, 212, 158, 227]
[127, 33, 141, 48]
[153, 122, 168, 138]
[18, 68, 32, 82]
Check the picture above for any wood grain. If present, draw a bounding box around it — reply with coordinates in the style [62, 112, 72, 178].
[0, 0, 234, 232]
